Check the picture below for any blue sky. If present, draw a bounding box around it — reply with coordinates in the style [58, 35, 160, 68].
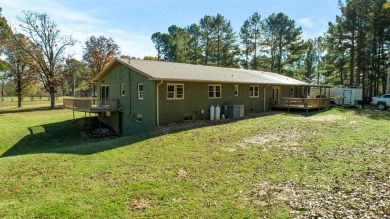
[2, 0, 341, 59]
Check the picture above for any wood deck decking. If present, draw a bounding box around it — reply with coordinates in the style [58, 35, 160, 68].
[272, 97, 330, 112]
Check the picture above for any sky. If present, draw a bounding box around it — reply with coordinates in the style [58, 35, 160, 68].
[1, 0, 341, 59]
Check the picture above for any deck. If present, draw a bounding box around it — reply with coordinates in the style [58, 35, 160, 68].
[63, 98, 119, 112]
[272, 97, 330, 112]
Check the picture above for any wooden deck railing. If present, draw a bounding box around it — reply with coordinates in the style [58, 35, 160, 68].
[63, 98, 119, 111]
[272, 97, 330, 108]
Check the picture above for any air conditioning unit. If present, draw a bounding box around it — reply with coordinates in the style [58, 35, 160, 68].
[224, 105, 244, 119]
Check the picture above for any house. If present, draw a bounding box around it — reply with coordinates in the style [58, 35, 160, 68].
[63, 58, 330, 135]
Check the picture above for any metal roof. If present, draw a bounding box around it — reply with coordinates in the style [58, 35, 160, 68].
[93, 58, 310, 85]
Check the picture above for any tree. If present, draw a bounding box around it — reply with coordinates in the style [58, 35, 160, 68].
[58, 58, 88, 97]
[151, 32, 164, 61]
[167, 25, 189, 63]
[262, 13, 304, 75]
[187, 23, 202, 64]
[16, 11, 76, 109]
[83, 35, 120, 78]
[240, 12, 262, 70]
[0, 7, 11, 101]
[239, 20, 252, 69]
[200, 15, 215, 65]
[5, 34, 37, 107]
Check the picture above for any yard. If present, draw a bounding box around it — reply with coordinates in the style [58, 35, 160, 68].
[0, 104, 389, 218]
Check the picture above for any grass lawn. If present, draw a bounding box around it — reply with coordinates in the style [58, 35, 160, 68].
[0, 105, 389, 218]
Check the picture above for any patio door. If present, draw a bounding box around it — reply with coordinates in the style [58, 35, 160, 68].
[272, 86, 281, 104]
[101, 85, 109, 105]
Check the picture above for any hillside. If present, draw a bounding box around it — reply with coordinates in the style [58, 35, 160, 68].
[0, 106, 389, 218]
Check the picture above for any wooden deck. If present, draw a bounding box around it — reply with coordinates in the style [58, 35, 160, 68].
[272, 97, 330, 112]
[63, 98, 119, 112]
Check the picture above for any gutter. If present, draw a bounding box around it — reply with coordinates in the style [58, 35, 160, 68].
[264, 84, 271, 112]
[156, 80, 164, 125]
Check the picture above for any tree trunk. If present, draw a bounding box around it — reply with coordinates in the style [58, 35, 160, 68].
[17, 80, 22, 108]
[1, 80, 4, 102]
[49, 92, 56, 109]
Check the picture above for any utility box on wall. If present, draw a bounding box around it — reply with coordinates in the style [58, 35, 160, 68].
[224, 105, 244, 119]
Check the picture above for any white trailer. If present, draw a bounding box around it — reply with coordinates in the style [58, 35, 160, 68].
[310, 87, 363, 106]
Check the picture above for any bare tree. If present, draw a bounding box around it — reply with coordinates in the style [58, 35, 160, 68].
[16, 11, 75, 109]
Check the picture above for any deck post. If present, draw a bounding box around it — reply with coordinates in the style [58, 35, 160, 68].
[72, 110, 75, 120]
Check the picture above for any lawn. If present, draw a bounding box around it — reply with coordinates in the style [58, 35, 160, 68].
[0, 105, 389, 218]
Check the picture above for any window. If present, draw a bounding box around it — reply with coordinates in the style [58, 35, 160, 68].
[167, 83, 184, 100]
[234, 85, 239, 96]
[138, 83, 144, 100]
[250, 85, 259, 98]
[290, 87, 295, 97]
[121, 84, 125, 97]
[208, 84, 222, 99]
[135, 113, 143, 122]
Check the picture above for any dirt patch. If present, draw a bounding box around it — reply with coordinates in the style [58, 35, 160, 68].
[243, 172, 390, 218]
[299, 114, 346, 122]
[241, 129, 306, 150]
[128, 198, 151, 211]
[175, 168, 187, 179]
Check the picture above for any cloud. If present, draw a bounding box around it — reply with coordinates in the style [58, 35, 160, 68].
[2, 0, 156, 59]
[297, 18, 315, 28]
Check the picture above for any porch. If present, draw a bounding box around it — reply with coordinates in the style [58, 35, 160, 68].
[63, 98, 119, 112]
[271, 97, 330, 112]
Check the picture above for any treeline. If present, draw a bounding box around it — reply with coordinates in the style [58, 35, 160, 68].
[151, 12, 305, 76]
[0, 9, 121, 108]
[324, 0, 390, 96]
[151, 0, 390, 96]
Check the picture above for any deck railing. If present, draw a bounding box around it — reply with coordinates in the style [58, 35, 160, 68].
[63, 98, 119, 111]
[272, 97, 330, 108]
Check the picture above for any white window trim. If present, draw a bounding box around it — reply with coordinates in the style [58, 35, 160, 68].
[208, 84, 222, 99]
[167, 83, 184, 100]
[249, 85, 259, 98]
[234, 85, 239, 97]
[121, 84, 125, 97]
[138, 83, 144, 100]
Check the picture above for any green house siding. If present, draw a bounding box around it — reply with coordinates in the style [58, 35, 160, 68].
[158, 82, 273, 124]
[95, 62, 298, 135]
[95, 64, 156, 135]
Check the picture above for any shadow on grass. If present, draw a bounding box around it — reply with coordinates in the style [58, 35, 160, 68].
[0, 118, 149, 158]
[0, 106, 63, 114]
[4, 107, 384, 158]
[1, 112, 286, 158]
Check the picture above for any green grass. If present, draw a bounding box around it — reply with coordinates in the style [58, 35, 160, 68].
[0, 106, 389, 218]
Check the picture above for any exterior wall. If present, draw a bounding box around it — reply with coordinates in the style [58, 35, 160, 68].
[158, 82, 274, 124]
[95, 64, 156, 135]
[95, 63, 298, 135]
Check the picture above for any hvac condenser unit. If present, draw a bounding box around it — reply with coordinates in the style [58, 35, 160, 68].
[224, 105, 244, 119]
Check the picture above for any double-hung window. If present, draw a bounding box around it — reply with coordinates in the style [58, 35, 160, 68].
[234, 85, 239, 96]
[249, 85, 259, 98]
[208, 84, 222, 99]
[167, 83, 184, 100]
[121, 84, 125, 97]
[138, 83, 144, 100]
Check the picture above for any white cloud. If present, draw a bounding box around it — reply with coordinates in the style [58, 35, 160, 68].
[297, 18, 315, 28]
[2, 0, 156, 60]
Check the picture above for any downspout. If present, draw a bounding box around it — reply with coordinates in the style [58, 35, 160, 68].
[156, 80, 164, 125]
[264, 84, 271, 112]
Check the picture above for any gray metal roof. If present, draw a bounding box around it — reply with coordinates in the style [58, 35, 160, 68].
[93, 58, 310, 85]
